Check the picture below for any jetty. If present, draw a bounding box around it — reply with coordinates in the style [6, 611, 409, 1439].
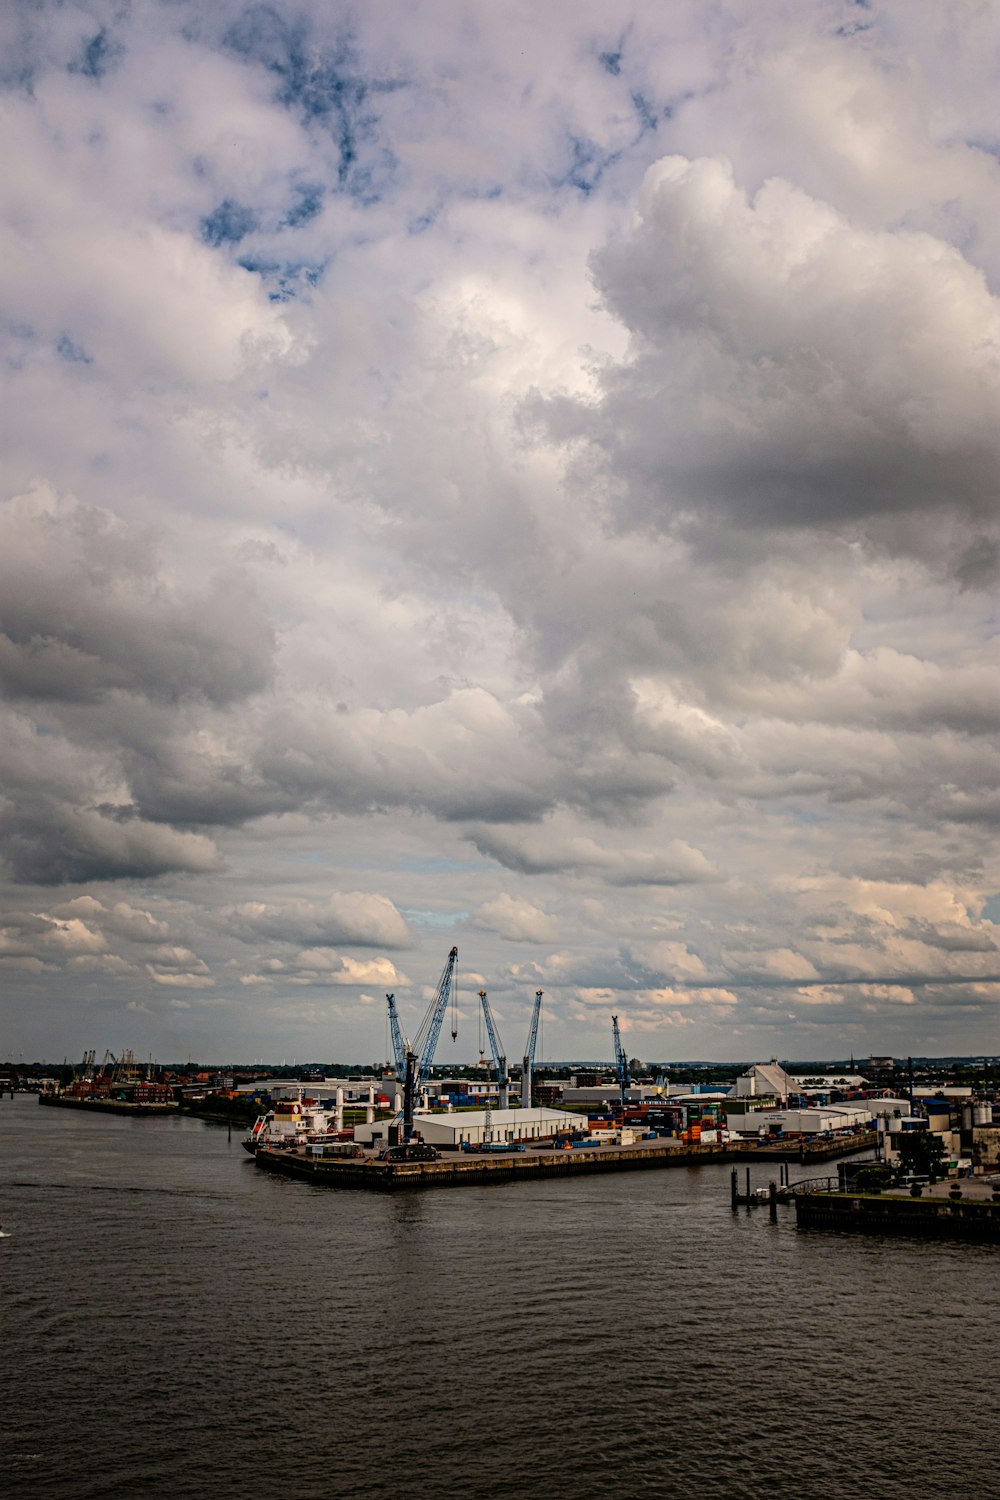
[37, 1093, 177, 1116]
[793, 1178, 1000, 1241]
[254, 1129, 876, 1191]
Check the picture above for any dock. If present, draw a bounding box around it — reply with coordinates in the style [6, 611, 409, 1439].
[254, 1130, 877, 1190]
[794, 1183, 1000, 1241]
[37, 1093, 178, 1116]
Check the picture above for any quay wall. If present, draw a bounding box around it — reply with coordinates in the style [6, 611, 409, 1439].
[795, 1192, 1000, 1243]
[37, 1093, 177, 1116]
[255, 1131, 875, 1191]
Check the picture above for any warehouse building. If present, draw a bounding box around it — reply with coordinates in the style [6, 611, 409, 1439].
[354, 1106, 587, 1150]
[726, 1104, 871, 1138]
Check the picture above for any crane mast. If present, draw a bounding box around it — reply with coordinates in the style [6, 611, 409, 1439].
[412, 945, 459, 1093]
[386, 993, 407, 1079]
[520, 989, 543, 1110]
[611, 1014, 630, 1110]
[478, 990, 509, 1110]
[385, 947, 459, 1144]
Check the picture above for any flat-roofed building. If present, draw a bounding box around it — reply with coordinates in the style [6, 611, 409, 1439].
[354, 1106, 587, 1149]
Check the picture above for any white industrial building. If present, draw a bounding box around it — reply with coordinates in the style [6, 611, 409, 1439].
[726, 1105, 871, 1138]
[791, 1073, 869, 1092]
[732, 1062, 796, 1101]
[354, 1107, 587, 1149]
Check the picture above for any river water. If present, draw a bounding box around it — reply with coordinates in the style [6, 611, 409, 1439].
[1, 1093, 995, 1500]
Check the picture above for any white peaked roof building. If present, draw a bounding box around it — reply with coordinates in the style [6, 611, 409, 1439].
[354, 1107, 587, 1148]
[732, 1061, 796, 1100]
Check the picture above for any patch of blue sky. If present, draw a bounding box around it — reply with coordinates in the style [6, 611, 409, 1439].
[400, 856, 488, 875]
[222, 3, 307, 75]
[982, 896, 1000, 924]
[658, 87, 707, 124]
[631, 91, 659, 134]
[281, 181, 325, 228]
[201, 199, 259, 247]
[553, 134, 623, 196]
[599, 49, 623, 77]
[398, 908, 470, 929]
[68, 27, 124, 81]
[276, 849, 353, 866]
[56, 334, 93, 364]
[222, 7, 403, 202]
[237, 255, 326, 301]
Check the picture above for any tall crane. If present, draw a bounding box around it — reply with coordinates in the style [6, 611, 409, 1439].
[611, 1014, 631, 1110]
[478, 990, 509, 1110]
[386, 993, 406, 1079]
[520, 989, 543, 1110]
[412, 946, 459, 1093]
[385, 946, 459, 1142]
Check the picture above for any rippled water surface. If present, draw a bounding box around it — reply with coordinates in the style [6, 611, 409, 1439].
[2, 1094, 995, 1500]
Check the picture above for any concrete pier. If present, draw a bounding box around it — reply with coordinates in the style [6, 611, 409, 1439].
[795, 1190, 1000, 1241]
[254, 1130, 876, 1191]
[37, 1093, 177, 1116]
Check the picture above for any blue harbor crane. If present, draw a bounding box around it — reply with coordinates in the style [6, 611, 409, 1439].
[385, 947, 459, 1142]
[386, 993, 407, 1079]
[478, 989, 509, 1110]
[412, 945, 459, 1094]
[520, 989, 543, 1109]
[611, 1014, 631, 1110]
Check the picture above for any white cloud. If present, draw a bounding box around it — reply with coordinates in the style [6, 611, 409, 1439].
[291, 952, 409, 987]
[469, 821, 719, 886]
[227, 892, 409, 948]
[471, 894, 558, 943]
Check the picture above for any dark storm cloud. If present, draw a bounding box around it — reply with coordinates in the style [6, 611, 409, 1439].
[1, 796, 220, 885]
[542, 156, 1000, 576]
[0, 498, 274, 707]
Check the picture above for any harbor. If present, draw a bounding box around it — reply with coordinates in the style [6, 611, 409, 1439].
[18, 950, 1000, 1219]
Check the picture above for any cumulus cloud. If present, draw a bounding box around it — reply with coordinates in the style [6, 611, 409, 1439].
[145, 946, 214, 989]
[0, 797, 222, 885]
[544, 152, 1000, 576]
[471, 894, 558, 944]
[226, 892, 409, 948]
[0, 490, 275, 707]
[468, 822, 719, 886]
[289, 953, 408, 987]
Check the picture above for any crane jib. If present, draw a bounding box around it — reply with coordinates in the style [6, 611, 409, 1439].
[479, 990, 509, 1109]
[412, 946, 459, 1091]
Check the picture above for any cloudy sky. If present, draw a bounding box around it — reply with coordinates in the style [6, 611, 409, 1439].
[2, 0, 999, 1066]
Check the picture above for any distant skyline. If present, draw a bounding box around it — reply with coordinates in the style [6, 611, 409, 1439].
[2, 1, 999, 1063]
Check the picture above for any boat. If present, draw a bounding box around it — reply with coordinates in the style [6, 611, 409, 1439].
[242, 1096, 348, 1155]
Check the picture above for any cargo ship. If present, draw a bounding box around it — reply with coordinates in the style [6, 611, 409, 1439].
[242, 1096, 349, 1155]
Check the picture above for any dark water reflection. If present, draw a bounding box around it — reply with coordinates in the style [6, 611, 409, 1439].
[1, 1095, 994, 1500]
